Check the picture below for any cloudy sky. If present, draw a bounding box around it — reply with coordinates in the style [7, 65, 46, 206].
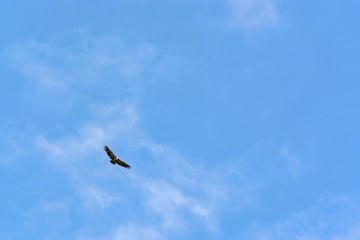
[1, 0, 360, 239]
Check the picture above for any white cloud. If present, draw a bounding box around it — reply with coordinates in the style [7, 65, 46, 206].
[242, 193, 360, 240]
[4, 30, 167, 94]
[21, 199, 71, 238]
[280, 145, 302, 179]
[77, 223, 162, 240]
[34, 100, 236, 233]
[228, 0, 279, 30]
[143, 180, 211, 228]
[78, 185, 124, 210]
[30, 99, 301, 239]
[110, 223, 162, 240]
[35, 101, 138, 167]
[0, 138, 24, 167]
[5, 31, 261, 238]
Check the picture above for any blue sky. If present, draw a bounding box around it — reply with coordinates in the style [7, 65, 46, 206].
[1, 0, 360, 239]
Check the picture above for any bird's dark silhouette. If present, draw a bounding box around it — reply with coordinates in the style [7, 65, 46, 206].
[104, 145, 131, 169]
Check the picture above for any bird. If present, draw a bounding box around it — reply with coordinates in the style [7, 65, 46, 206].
[104, 145, 131, 169]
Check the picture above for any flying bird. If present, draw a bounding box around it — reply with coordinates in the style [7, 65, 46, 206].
[104, 145, 131, 169]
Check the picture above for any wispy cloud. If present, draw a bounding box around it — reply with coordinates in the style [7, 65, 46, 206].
[4, 30, 305, 239]
[16, 199, 71, 239]
[228, 0, 279, 30]
[4, 31, 257, 238]
[0, 138, 24, 167]
[242, 193, 360, 240]
[34, 99, 247, 235]
[280, 144, 302, 179]
[78, 185, 124, 210]
[35, 101, 138, 169]
[143, 179, 212, 228]
[77, 223, 162, 240]
[109, 223, 162, 240]
[4, 30, 168, 95]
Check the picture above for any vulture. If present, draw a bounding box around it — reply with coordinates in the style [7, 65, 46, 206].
[104, 145, 131, 169]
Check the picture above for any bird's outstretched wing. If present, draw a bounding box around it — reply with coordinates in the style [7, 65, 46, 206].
[104, 145, 117, 160]
[115, 159, 131, 169]
[104, 145, 131, 169]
